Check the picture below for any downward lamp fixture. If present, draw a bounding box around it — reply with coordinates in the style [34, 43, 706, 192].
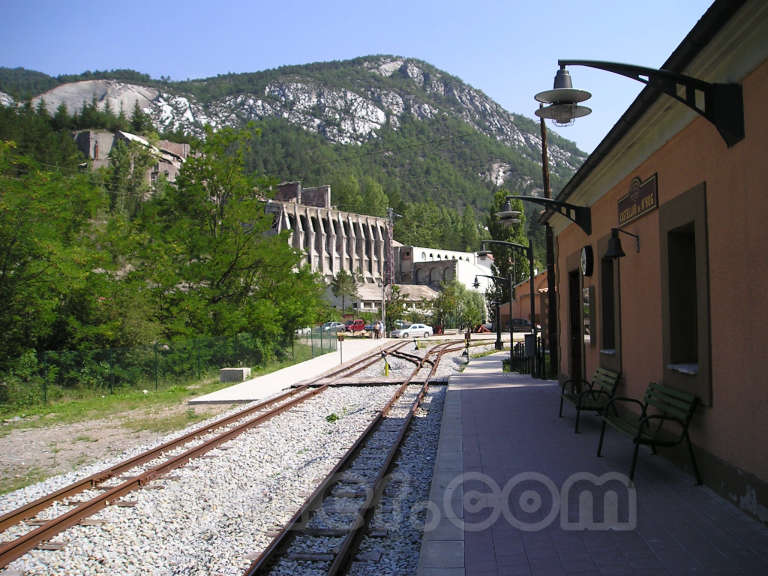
[535, 65, 592, 127]
[535, 59, 744, 147]
[497, 200, 522, 225]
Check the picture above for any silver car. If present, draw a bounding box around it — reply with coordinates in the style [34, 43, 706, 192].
[391, 323, 433, 338]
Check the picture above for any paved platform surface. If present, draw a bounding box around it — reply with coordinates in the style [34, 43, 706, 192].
[418, 351, 768, 576]
[188, 338, 389, 404]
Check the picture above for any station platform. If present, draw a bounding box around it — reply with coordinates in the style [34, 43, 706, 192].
[418, 351, 768, 576]
[188, 337, 389, 404]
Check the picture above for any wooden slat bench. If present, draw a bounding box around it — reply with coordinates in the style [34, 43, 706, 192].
[597, 381, 701, 484]
[559, 367, 621, 433]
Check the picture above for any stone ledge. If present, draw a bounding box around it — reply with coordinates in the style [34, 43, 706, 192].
[219, 367, 251, 382]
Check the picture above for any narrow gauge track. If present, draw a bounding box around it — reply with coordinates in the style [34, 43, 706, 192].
[245, 340, 465, 576]
[0, 340, 409, 569]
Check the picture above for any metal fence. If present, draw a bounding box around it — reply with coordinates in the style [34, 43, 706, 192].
[508, 335, 556, 379]
[1, 328, 339, 408]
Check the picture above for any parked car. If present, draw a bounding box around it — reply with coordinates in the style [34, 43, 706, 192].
[345, 319, 365, 332]
[321, 321, 345, 332]
[391, 323, 433, 338]
[294, 326, 312, 335]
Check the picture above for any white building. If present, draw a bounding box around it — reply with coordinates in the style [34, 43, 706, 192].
[394, 245, 495, 293]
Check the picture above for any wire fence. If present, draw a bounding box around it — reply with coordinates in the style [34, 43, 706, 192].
[0, 328, 339, 409]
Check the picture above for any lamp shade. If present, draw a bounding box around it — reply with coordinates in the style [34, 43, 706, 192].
[535, 66, 592, 127]
[535, 102, 592, 126]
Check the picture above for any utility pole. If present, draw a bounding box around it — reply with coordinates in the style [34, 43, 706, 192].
[382, 207, 401, 336]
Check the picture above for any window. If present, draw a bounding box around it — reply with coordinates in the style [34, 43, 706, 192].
[601, 257, 616, 351]
[660, 182, 711, 404]
[668, 223, 697, 364]
[597, 233, 621, 372]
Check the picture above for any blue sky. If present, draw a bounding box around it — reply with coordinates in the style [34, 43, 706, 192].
[1, 0, 713, 153]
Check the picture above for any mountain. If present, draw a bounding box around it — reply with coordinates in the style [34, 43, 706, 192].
[1, 57, 586, 216]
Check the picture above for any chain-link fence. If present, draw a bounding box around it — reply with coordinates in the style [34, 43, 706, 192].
[0, 328, 339, 409]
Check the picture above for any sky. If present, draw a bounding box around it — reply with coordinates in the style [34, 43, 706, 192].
[1, 0, 715, 153]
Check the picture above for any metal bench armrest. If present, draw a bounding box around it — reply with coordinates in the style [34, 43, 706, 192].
[577, 388, 612, 404]
[562, 378, 589, 395]
[604, 396, 647, 417]
[639, 414, 688, 443]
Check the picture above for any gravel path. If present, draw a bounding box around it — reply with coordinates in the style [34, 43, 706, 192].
[0, 341, 491, 576]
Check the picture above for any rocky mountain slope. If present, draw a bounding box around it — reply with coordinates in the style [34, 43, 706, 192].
[13, 56, 585, 189]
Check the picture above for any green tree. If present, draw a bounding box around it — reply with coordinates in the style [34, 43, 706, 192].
[385, 285, 408, 332]
[52, 103, 72, 131]
[331, 173, 363, 213]
[106, 139, 155, 217]
[0, 142, 108, 363]
[130, 101, 153, 134]
[486, 189, 528, 307]
[361, 177, 388, 217]
[140, 125, 327, 351]
[330, 269, 359, 314]
[460, 206, 480, 251]
[430, 280, 483, 330]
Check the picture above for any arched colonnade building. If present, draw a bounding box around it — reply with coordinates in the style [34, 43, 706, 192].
[265, 182, 390, 284]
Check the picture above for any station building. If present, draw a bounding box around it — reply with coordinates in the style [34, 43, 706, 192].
[545, 0, 768, 520]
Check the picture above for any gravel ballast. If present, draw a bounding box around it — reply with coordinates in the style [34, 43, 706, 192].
[0, 341, 493, 575]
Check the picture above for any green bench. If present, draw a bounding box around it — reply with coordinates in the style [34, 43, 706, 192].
[559, 367, 621, 433]
[597, 381, 701, 484]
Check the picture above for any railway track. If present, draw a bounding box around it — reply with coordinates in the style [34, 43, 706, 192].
[0, 340, 409, 570]
[244, 340, 464, 576]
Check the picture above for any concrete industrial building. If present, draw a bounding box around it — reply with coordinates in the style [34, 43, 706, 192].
[266, 182, 495, 316]
[266, 182, 390, 285]
[73, 129, 189, 185]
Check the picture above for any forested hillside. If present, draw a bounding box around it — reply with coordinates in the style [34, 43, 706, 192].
[0, 57, 587, 253]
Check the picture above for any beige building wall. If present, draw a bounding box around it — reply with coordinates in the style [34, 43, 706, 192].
[549, 3, 768, 518]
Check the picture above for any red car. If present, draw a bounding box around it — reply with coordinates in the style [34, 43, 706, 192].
[345, 319, 365, 332]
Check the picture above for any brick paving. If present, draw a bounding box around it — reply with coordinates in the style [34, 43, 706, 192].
[418, 351, 768, 576]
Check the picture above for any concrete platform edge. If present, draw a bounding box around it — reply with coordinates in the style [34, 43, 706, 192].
[417, 372, 464, 575]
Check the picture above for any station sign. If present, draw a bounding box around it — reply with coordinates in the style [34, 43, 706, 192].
[618, 174, 658, 226]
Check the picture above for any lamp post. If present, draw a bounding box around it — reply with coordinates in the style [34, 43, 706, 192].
[474, 274, 506, 351]
[482, 239, 537, 376]
[540, 104, 557, 379]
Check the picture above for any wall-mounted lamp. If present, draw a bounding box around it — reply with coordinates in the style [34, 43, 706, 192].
[605, 228, 640, 259]
[536, 60, 744, 147]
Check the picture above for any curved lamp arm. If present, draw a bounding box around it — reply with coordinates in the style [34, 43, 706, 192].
[559, 59, 744, 148]
[508, 195, 591, 236]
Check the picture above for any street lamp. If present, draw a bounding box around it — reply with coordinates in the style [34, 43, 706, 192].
[482, 239, 537, 376]
[536, 60, 744, 148]
[474, 274, 505, 351]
